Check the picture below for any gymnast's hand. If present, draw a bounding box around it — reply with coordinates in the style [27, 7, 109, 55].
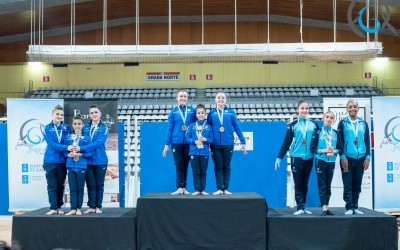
[162, 145, 169, 157]
[275, 158, 281, 170]
[341, 158, 349, 171]
[241, 144, 247, 155]
[363, 159, 370, 170]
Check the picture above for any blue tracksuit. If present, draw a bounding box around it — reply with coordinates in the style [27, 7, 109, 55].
[311, 126, 343, 207]
[79, 120, 109, 209]
[165, 105, 196, 145]
[186, 120, 214, 157]
[165, 105, 196, 189]
[207, 106, 246, 191]
[64, 133, 93, 210]
[277, 118, 318, 211]
[207, 107, 246, 146]
[186, 120, 213, 192]
[43, 121, 73, 164]
[80, 121, 109, 165]
[42, 121, 72, 210]
[337, 116, 371, 210]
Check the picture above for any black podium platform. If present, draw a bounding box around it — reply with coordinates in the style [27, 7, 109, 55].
[12, 207, 137, 250]
[267, 207, 398, 250]
[136, 192, 268, 250]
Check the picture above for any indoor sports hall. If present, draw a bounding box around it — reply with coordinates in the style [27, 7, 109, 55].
[0, 1, 400, 249]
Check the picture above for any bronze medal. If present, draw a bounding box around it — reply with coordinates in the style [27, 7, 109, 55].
[301, 140, 307, 146]
[219, 126, 225, 133]
[354, 139, 358, 145]
[182, 125, 187, 131]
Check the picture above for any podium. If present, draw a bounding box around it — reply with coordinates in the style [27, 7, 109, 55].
[12, 208, 136, 250]
[136, 192, 268, 250]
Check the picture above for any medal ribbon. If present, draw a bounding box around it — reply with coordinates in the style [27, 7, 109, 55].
[178, 105, 188, 126]
[53, 123, 63, 143]
[298, 119, 308, 141]
[195, 120, 206, 139]
[350, 119, 359, 141]
[90, 125, 98, 141]
[217, 107, 224, 127]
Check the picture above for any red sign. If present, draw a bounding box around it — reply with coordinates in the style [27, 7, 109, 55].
[206, 74, 213, 80]
[364, 72, 372, 79]
[189, 74, 196, 80]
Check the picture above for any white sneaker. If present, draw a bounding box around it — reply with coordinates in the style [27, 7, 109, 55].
[191, 191, 201, 196]
[213, 190, 224, 195]
[304, 209, 312, 215]
[201, 191, 209, 195]
[171, 188, 184, 195]
[293, 210, 305, 215]
[182, 189, 191, 195]
[353, 209, 364, 215]
[223, 190, 232, 195]
[344, 210, 354, 215]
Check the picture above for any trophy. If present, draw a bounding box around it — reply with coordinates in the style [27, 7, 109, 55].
[196, 124, 204, 149]
[325, 133, 333, 157]
[71, 134, 80, 162]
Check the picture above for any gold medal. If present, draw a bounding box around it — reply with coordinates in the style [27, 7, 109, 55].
[354, 139, 358, 145]
[301, 140, 307, 146]
[219, 126, 225, 133]
[182, 125, 187, 131]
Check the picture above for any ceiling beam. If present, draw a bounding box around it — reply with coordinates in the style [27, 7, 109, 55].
[1, 14, 397, 45]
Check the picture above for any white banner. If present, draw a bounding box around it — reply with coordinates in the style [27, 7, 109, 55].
[7, 99, 63, 211]
[372, 96, 400, 211]
[146, 72, 180, 81]
[234, 132, 253, 151]
[323, 98, 372, 209]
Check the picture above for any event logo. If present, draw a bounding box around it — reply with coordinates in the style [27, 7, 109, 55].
[347, 0, 399, 38]
[380, 116, 400, 151]
[15, 119, 46, 154]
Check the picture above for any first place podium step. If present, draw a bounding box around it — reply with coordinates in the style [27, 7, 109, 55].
[136, 192, 268, 250]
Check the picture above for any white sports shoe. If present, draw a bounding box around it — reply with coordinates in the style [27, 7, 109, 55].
[191, 191, 201, 196]
[304, 209, 312, 215]
[201, 191, 209, 195]
[353, 209, 364, 215]
[182, 189, 191, 195]
[344, 210, 354, 215]
[293, 210, 305, 215]
[213, 190, 224, 195]
[223, 190, 232, 195]
[171, 188, 184, 195]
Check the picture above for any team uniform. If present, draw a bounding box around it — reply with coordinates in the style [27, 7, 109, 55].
[42, 121, 72, 211]
[276, 118, 318, 212]
[79, 120, 109, 209]
[186, 120, 214, 193]
[310, 126, 343, 208]
[165, 105, 196, 190]
[337, 117, 371, 212]
[63, 133, 93, 211]
[207, 106, 246, 192]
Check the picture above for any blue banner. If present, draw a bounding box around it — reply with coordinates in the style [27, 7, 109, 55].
[141, 121, 320, 208]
